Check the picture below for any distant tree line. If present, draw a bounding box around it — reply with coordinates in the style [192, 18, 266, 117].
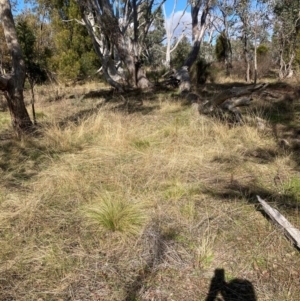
[0, 0, 300, 134]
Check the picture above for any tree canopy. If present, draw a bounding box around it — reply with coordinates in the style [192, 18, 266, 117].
[1, 0, 300, 94]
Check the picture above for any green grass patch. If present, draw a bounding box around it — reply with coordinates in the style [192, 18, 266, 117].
[35, 111, 47, 119]
[284, 176, 300, 201]
[131, 139, 151, 150]
[85, 193, 148, 236]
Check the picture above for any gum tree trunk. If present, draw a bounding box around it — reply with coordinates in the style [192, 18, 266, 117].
[0, 0, 32, 135]
[77, 0, 153, 90]
[176, 0, 212, 93]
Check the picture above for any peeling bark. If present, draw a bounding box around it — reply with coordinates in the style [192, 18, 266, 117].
[81, 11, 125, 91]
[279, 51, 295, 80]
[77, 0, 153, 90]
[0, 0, 32, 135]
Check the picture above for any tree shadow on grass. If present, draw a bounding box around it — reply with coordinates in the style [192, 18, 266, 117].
[107, 88, 175, 115]
[124, 222, 178, 301]
[0, 138, 48, 189]
[59, 88, 172, 124]
[205, 268, 257, 301]
[56, 104, 106, 128]
[202, 175, 300, 212]
[111, 101, 161, 115]
[291, 149, 300, 173]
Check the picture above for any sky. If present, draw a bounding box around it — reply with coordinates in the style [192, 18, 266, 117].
[14, 0, 249, 41]
[13, 0, 197, 43]
[163, 0, 192, 39]
[14, 0, 192, 37]
[164, 0, 190, 16]
[15, 0, 190, 16]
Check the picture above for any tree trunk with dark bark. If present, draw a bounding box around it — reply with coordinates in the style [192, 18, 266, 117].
[176, 0, 212, 93]
[0, 0, 32, 135]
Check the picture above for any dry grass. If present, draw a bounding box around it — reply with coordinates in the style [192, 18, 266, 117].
[0, 81, 300, 300]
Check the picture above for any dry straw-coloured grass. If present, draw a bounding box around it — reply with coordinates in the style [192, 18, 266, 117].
[0, 82, 300, 300]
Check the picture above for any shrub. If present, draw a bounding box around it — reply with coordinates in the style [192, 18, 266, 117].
[256, 45, 273, 78]
[190, 58, 212, 85]
[170, 36, 191, 69]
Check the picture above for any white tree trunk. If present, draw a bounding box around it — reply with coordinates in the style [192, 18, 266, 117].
[78, 0, 153, 90]
[163, 1, 188, 69]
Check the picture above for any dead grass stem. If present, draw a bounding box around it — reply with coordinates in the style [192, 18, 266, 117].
[0, 82, 300, 300]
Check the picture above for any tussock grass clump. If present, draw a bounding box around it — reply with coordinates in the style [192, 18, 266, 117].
[85, 193, 148, 236]
[1, 83, 300, 300]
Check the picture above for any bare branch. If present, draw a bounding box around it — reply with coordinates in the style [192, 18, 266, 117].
[169, 32, 187, 54]
[62, 18, 85, 25]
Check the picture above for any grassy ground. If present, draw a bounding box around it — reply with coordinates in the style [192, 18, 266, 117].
[0, 80, 300, 300]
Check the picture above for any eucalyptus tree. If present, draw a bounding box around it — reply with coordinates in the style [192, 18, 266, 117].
[0, 25, 10, 74]
[250, 1, 270, 83]
[235, 0, 271, 83]
[16, 18, 51, 124]
[171, 36, 192, 69]
[143, 6, 165, 66]
[0, 0, 33, 135]
[236, 0, 251, 82]
[215, 31, 231, 71]
[35, 0, 99, 82]
[72, 0, 166, 90]
[163, 0, 189, 68]
[273, 0, 300, 79]
[176, 0, 214, 92]
[214, 0, 237, 75]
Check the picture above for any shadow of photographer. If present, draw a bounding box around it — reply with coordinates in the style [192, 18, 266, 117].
[205, 268, 257, 301]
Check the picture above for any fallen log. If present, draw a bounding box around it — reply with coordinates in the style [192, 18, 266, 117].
[198, 83, 268, 121]
[220, 97, 253, 122]
[257, 195, 300, 249]
[199, 96, 253, 119]
[211, 83, 268, 107]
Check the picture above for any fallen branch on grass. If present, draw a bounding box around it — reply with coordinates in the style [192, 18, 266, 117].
[211, 83, 268, 108]
[198, 83, 268, 122]
[257, 195, 300, 249]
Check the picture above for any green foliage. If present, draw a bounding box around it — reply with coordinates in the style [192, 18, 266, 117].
[257, 44, 269, 56]
[142, 6, 166, 66]
[190, 57, 211, 84]
[215, 31, 231, 62]
[273, 0, 300, 64]
[48, 0, 100, 81]
[55, 50, 81, 81]
[16, 20, 35, 62]
[170, 36, 191, 69]
[256, 44, 273, 78]
[16, 19, 48, 83]
[79, 52, 100, 77]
